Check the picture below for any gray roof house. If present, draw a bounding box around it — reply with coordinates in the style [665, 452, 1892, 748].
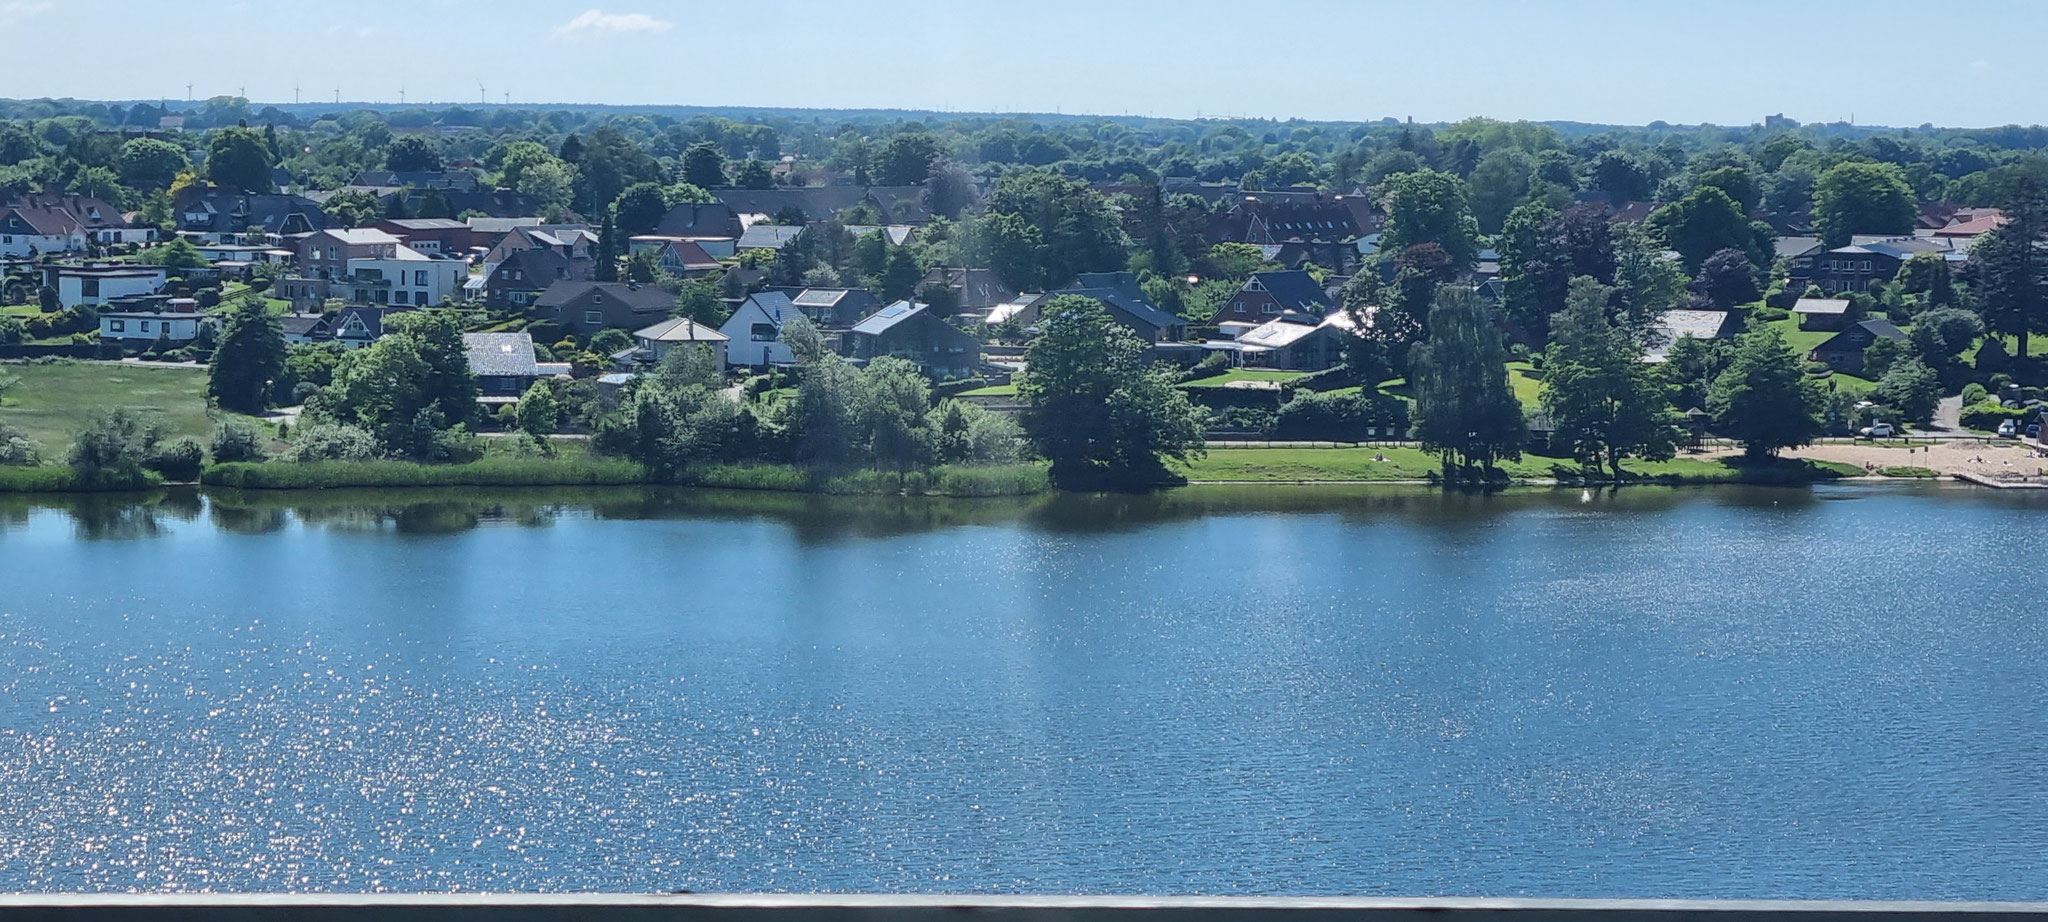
[1055, 271, 1188, 342]
[767, 286, 884, 329]
[1811, 318, 1907, 375]
[843, 301, 982, 378]
[653, 202, 745, 239]
[621, 316, 729, 369]
[463, 332, 568, 399]
[737, 225, 807, 251]
[534, 280, 676, 335]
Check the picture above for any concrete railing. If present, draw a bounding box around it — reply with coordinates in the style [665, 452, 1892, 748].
[1, 895, 2047, 922]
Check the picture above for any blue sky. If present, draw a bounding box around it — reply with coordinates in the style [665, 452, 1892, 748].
[2, 0, 2040, 127]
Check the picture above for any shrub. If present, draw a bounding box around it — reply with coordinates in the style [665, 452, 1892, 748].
[144, 436, 206, 481]
[195, 288, 221, 308]
[0, 316, 23, 345]
[1271, 390, 1410, 440]
[1185, 351, 1231, 381]
[426, 424, 485, 464]
[1961, 383, 1989, 407]
[1872, 357, 1941, 425]
[0, 421, 41, 466]
[1960, 404, 2030, 431]
[283, 422, 382, 462]
[67, 408, 159, 476]
[209, 420, 269, 463]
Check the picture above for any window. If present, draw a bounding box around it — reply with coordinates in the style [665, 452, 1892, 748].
[140, 321, 151, 332]
[584, 310, 604, 325]
[1861, 260, 1872, 271]
[82, 278, 100, 297]
[393, 291, 408, 305]
[416, 291, 429, 305]
[751, 323, 778, 342]
[109, 320, 124, 332]
[1263, 304, 1280, 314]
[415, 270, 427, 286]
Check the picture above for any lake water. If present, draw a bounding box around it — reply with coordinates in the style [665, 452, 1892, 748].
[2, 483, 2046, 898]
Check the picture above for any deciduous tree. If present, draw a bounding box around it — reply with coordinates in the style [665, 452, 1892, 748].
[1539, 277, 1682, 479]
[208, 296, 286, 413]
[1813, 161, 1916, 247]
[1018, 296, 1204, 487]
[1409, 286, 1526, 481]
[1707, 326, 1823, 458]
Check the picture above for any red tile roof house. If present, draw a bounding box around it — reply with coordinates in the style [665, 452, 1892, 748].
[0, 195, 151, 257]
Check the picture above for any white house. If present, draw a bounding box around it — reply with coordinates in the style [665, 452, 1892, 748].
[55, 266, 168, 308]
[344, 245, 468, 307]
[98, 299, 216, 346]
[718, 290, 800, 369]
[0, 206, 84, 258]
[195, 243, 291, 264]
[0, 197, 148, 257]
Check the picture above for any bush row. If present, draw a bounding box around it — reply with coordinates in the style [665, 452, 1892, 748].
[0, 466, 160, 493]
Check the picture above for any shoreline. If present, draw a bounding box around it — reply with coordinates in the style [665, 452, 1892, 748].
[0, 471, 1976, 499]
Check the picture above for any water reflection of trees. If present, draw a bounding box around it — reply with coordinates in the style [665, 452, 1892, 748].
[1, 480, 1991, 545]
[0, 489, 201, 541]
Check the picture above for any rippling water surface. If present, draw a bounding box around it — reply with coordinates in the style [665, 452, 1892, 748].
[1, 484, 2045, 897]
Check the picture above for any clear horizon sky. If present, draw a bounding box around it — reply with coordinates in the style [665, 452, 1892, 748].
[4, 0, 2043, 128]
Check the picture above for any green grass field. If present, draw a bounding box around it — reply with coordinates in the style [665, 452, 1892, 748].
[957, 382, 1018, 397]
[1767, 314, 1840, 356]
[1504, 362, 1543, 411]
[1178, 447, 1861, 484]
[1179, 369, 1309, 388]
[0, 360, 244, 460]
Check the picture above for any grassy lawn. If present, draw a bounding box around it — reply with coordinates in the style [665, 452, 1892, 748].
[1762, 315, 1881, 396]
[1179, 447, 1861, 483]
[1767, 314, 1839, 356]
[1504, 361, 1543, 411]
[222, 282, 293, 315]
[957, 382, 1018, 397]
[0, 360, 235, 459]
[1179, 369, 1309, 388]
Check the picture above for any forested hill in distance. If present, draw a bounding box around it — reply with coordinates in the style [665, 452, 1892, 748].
[14, 96, 2048, 147]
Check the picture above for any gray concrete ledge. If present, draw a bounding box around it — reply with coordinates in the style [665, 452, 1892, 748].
[2, 895, 2048, 922]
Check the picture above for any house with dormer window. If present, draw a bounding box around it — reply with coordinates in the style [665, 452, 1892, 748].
[1213, 270, 1334, 323]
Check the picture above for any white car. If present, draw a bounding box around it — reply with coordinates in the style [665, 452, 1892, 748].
[1859, 423, 1895, 439]
[1998, 419, 2020, 439]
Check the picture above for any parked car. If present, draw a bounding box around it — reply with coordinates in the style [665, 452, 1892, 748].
[1859, 423, 1895, 439]
[2029, 423, 2043, 440]
[1998, 419, 2020, 438]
